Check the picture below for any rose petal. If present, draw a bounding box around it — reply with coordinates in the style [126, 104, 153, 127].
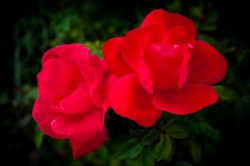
[141, 9, 196, 42]
[137, 65, 153, 94]
[110, 74, 162, 127]
[100, 58, 110, 80]
[167, 25, 187, 44]
[102, 75, 118, 114]
[164, 12, 196, 42]
[121, 24, 168, 93]
[144, 44, 190, 90]
[102, 37, 134, 77]
[187, 40, 228, 85]
[70, 128, 107, 159]
[51, 108, 102, 141]
[59, 84, 95, 114]
[153, 84, 218, 115]
[121, 24, 168, 71]
[37, 59, 80, 103]
[101, 74, 118, 130]
[141, 9, 170, 27]
[32, 96, 68, 139]
[88, 55, 103, 84]
[121, 28, 147, 71]
[79, 64, 102, 107]
[42, 44, 90, 66]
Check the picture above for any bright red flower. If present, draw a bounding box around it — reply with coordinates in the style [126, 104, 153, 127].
[32, 44, 112, 159]
[102, 9, 228, 127]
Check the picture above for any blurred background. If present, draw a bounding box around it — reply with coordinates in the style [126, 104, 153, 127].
[1, 0, 249, 165]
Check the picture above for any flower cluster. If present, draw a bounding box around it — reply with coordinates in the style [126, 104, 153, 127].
[32, 9, 227, 159]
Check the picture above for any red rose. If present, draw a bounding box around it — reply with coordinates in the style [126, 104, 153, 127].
[102, 9, 228, 127]
[32, 44, 110, 159]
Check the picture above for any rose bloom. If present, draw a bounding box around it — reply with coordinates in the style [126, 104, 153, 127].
[32, 44, 112, 159]
[102, 9, 228, 127]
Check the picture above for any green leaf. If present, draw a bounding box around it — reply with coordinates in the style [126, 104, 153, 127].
[126, 146, 155, 166]
[83, 40, 103, 58]
[189, 139, 202, 164]
[188, 120, 199, 135]
[25, 87, 38, 100]
[114, 138, 143, 160]
[198, 34, 218, 48]
[206, 10, 219, 23]
[141, 146, 155, 166]
[166, 124, 188, 139]
[108, 133, 130, 151]
[110, 158, 121, 166]
[190, 7, 202, 18]
[175, 161, 195, 166]
[198, 121, 220, 143]
[158, 117, 174, 130]
[129, 126, 148, 136]
[201, 24, 217, 32]
[141, 128, 160, 145]
[153, 134, 173, 161]
[95, 145, 109, 160]
[212, 85, 237, 101]
[34, 126, 43, 149]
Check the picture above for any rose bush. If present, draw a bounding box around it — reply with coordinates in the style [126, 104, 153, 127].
[102, 9, 228, 127]
[32, 44, 112, 159]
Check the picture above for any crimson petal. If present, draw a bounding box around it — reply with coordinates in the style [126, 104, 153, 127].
[102, 37, 134, 77]
[101, 74, 118, 130]
[144, 44, 190, 90]
[42, 44, 90, 66]
[167, 25, 188, 44]
[32, 96, 68, 139]
[141, 9, 170, 27]
[51, 108, 102, 141]
[121, 25, 168, 71]
[153, 84, 218, 115]
[59, 84, 95, 114]
[79, 64, 102, 107]
[187, 40, 228, 85]
[110, 74, 162, 127]
[141, 9, 196, 42]
[121, 24, 168, 93]
[37, 59, 80, 102]
[70, 128, 107, 159]
[88, 55, 103, 85]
